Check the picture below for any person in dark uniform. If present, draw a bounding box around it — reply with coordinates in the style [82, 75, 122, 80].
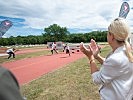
[0, 66, 24, 100]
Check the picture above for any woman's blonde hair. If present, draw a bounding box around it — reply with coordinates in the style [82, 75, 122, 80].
[108, 17, 133, 62]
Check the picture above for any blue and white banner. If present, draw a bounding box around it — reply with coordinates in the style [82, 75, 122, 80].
[0, 20, 13, 38]
[119, 2, 130, 18]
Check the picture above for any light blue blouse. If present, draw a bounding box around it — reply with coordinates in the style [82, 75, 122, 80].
[92, 46, 133, 100]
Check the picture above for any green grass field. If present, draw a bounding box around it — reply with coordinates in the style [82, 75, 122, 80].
[0, 50, 51, 63]
[21, 45, 111, 100]
[0, 45, 51, 64]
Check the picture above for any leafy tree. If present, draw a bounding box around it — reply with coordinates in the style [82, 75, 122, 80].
[8, 36, 16, 45]
[15, 36, 23, 45]
[68, 33, 86, 43]
[36, 36, 44, 44]
[0, 30, 108, 46]
[43, 24, 69, 41]
[0, 38, 8, 46]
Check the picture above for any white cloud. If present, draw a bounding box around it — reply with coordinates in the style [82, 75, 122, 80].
[0, 0, 133, 37]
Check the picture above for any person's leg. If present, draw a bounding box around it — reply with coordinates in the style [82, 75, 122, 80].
[68, 50, 70, 56]
[12, 52, 15, 58]
[51, 50, 53, 54]
[66, 49, 70, 56]
[7, 52, 12, 59]
[66, 49, 69, 54]
[54, 49, 58, 54]
[63, 47, 65, 52]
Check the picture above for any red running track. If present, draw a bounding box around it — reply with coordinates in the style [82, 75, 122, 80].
[15, 48, 46, 55]
[2, 52, 84, 85]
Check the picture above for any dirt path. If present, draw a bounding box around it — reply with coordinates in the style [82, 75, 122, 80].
[2, 52, 84, 85]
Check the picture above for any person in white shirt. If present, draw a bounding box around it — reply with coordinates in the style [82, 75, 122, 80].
[51, 42, 58, 54]
[64, 44, 70, 56]
[6, 48, 16, 59]
[80, 18, 133, 100]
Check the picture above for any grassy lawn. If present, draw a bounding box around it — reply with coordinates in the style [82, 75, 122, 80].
[0, 49, 51, 64]
[21, 45, 111, 100]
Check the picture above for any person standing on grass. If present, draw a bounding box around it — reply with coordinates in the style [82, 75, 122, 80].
[6, 48, 16, 59]
[80, 18, 133, 100]
[51, 42, 58, 54]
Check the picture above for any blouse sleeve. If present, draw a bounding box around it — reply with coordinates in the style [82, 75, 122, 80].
[92, 57, 126, 85]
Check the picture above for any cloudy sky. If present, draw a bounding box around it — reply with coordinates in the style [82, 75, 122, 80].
[0, 0, 133, 37]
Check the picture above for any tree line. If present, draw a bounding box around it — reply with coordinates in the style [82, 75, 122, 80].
[0, 24, 107, 46]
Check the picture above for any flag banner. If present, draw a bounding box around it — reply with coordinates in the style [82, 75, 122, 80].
[119, 2, 130, 18]
[0, 20, 13, 38]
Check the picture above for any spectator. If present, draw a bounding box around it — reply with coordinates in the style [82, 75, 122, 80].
[80, 18, 133, 100]
[0, 66, 25, 100]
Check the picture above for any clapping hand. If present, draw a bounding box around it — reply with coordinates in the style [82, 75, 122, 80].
[80, 39, 101, 59]
[90, 39, 101, 58]
[80, 42, 93, 59]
